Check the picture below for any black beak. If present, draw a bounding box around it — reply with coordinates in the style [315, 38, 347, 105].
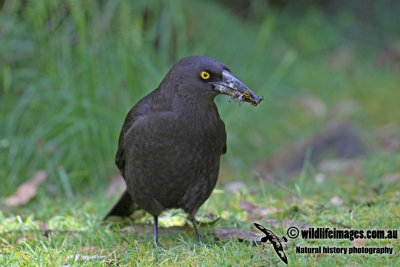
[211, 70, 263, 106]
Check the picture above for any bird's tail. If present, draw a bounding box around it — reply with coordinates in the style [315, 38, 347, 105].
[103, 190, 140, 220]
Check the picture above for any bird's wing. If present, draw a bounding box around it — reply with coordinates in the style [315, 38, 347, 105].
[115, 94, 153, 174]
[221, 120, 227, 154]
[105, 95, 153, 220]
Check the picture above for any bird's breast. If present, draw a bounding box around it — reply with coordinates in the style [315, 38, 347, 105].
[128, 109, 225, 167]
[123, 109, 225, 213]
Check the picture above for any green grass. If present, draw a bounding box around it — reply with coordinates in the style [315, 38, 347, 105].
[1, 0, 399, 265]
[1, 164, 399, 265]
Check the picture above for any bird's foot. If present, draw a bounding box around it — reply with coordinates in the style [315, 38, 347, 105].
[153, 240, 165, 251]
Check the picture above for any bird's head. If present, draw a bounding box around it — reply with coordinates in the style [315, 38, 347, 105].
[162, 56, 263, 106]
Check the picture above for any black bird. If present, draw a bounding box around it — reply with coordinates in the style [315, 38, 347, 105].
[104, 56, 262, 245]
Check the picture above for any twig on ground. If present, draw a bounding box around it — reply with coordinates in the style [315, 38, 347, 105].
[327, 218, 352, 229]
[256, 172, 302, 199]
[0, 229, 88, 235]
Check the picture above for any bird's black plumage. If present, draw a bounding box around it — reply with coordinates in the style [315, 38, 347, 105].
[104, 56, 262, 245]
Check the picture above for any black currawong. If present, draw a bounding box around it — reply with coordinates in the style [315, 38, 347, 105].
[104, 56, 263, 247]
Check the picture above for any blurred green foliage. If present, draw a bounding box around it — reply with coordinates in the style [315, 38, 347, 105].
[1, 0, 399, 197]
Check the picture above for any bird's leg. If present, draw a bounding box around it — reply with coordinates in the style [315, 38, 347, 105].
[153, 216, 161, 249]
[191, 219, 204, 244]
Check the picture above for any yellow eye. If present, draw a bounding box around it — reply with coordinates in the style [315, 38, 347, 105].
[200, 71, 210, 80]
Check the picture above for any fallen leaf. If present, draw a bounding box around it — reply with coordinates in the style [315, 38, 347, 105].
[104, 175, 126, 198]
[353, 239, 366, 248]
[5, 170, 48, 207]
[197, 213, 220, 225]
[212, 227, 262, 242]
[239, 200, 277, 218]
[330, 196, 343, 206]
[158, 210, 187, 227]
